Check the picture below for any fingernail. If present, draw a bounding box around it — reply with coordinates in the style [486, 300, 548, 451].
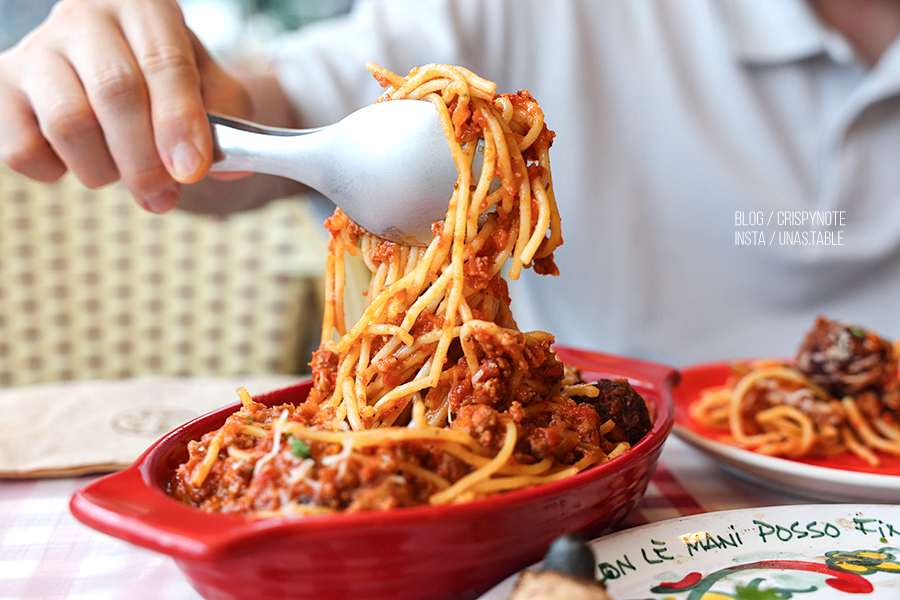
[140, 186, 179, 213]
[170, 140, 203, 182]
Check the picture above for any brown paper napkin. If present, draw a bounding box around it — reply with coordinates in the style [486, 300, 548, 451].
[0, 375, 305, 478]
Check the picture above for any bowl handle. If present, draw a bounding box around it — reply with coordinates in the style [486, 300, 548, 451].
[70, 462, 241, 561]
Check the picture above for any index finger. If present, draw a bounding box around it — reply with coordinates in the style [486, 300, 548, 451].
[118, 0, 212, 184]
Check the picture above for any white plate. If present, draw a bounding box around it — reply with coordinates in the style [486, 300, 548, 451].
[479, 504, 900, 600]
[673, 424, 900, 503]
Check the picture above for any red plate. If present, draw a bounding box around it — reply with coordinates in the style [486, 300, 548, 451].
[672, 361, 900, 502]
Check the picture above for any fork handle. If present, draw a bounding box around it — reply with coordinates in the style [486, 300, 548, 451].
[207, 114, 325, 186]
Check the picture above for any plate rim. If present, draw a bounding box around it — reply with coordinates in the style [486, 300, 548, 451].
[672, 422, 900, 490]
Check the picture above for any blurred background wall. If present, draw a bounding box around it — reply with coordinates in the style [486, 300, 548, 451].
[0, 0, 56, 51]
[0, 0, 355, 52]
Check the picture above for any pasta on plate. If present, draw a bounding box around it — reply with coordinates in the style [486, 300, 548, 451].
[167, 63, 652, 516]
[691, 316, 900, 466]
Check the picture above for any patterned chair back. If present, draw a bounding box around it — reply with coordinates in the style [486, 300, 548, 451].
[0, 164, 327, 387]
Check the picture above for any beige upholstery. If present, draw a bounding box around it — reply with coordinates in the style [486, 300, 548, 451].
[0, 163, 328, 388]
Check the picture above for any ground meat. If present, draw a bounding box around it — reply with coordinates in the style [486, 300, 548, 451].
[795, 316, 900, 410]
[446, 329, 566, 415]
[449, 404, 507, 452]
[307, 346, 339, 402]
[575, 379, 651, 446]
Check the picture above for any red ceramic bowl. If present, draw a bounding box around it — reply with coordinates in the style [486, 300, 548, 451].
[70, 347, 676, 600]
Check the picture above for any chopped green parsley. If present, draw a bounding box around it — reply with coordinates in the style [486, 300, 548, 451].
[290, 436, 311, 458]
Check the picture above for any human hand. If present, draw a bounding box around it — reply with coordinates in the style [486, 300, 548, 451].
[0, 0, 251, 212]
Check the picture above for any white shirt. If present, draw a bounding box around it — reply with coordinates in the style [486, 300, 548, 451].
[270, 0, 900, 366]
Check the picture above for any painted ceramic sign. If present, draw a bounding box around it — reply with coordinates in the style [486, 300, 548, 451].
[479, 504, 900, 600]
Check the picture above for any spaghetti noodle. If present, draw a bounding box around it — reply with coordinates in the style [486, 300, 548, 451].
[691, 316, 900, 466]
[168, 63, 651, 515]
